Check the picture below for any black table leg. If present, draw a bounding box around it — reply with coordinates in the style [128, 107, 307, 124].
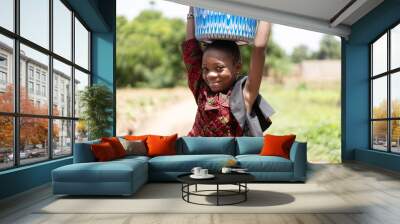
[187, 184, 190, 202]
[245, 183, 247, 201]
[195, 184, 197, 192]
[217, 184, 219, 206]
[181, 183, 183, 199]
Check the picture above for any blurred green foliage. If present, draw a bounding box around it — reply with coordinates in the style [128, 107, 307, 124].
[313, 35, 341, 60]
[290, 35, 341, 63]
[291, 44, 312, 63]
[117, 11, 186, 88]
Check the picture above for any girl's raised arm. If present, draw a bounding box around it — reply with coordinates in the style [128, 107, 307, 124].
[243, 21, 271, 113]
[186, 7, 195, 40]
[181, 6, 203, 98]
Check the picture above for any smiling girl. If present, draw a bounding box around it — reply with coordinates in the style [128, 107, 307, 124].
[182, 7, 274, 137]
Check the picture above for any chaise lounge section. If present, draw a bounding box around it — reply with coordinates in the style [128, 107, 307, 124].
[52, 137, 307, 196]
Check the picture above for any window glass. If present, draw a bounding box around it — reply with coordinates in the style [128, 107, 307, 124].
[372, 76, 387, 119]
[53, 0, 72, 60]
[0, 0, 94, 168]
[20, 117, 49, 165]
[20, 0, 49, 49]
[0, 116, 14, 170]
[75, 120, 88, 143]
[391, 120, 400, 153]
[391, 24, 400, 70]
[372, 34, 387, 76]
[0, 0, 14, 31]
[74, 69, 89, 118]
[74, 17, 89, 70]
[53, 119, 72, 157]
[0, 35, 14, 113]
[372, 121, 388, 151]
[391, 72, 400, 118]
[20, 44, 49, 115]
[53, 59, 72, 117]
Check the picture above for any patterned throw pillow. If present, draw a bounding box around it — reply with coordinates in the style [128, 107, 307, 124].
[119, 138, 147, 156]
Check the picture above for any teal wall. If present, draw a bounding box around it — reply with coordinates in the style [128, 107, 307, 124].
[0, 0, 116, 200]
[343, 0, 400, 171]
[91, 0, 116, 135]
[0, 158, 72, 199]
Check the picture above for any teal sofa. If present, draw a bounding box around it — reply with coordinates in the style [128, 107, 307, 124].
[52, 137, 307, 196]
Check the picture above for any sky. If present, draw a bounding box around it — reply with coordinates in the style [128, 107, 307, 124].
[116, 0, 334, 55]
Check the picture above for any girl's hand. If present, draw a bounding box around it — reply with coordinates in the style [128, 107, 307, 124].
[254, 21, 271, 48]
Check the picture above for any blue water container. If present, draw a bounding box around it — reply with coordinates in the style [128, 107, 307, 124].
[194, 8, 258, 45]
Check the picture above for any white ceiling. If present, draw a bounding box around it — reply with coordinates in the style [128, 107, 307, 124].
[166, 0, 384, 38]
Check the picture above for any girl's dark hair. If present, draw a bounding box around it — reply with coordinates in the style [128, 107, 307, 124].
[203, 40, 241, 65]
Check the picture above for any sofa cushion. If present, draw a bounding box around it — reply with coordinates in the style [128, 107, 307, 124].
[52, 159, 147, 183]
[148, 154, 235, 172]
[260, 134, 296, 159]
[236, 155, 293, 172]
[124, 135, 149, 141]
[114, 155, 150, 163]
[235, 137, 263, 155]
[177, 137, 235, 155]
[101, 137, 127, 158]
[119, 138, 147, 156]
[73, 139, 101, 163]
[91, 142, 118, 161]
[147, 134, 178, 157]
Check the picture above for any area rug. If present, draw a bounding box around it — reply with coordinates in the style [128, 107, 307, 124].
[37, 183, 362, 214]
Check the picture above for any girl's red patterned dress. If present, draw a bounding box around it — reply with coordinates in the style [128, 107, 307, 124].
[181, 38, 243, 137]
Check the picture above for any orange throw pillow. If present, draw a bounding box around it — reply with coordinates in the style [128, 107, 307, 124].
[91, 142, 117, 162]
[146, 134, 178, 157]
[101, 137, 126, 158]
[124, 135, 148, 141]
[260, 134, 296, 159]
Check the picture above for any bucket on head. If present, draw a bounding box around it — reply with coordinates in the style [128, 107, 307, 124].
[194, 7, 258, 45]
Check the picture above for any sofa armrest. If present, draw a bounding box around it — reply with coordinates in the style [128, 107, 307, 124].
[73, 141, 99, 163]
[289, 141, 307, 181]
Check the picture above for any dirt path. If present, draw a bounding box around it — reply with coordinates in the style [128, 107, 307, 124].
[136, 97, 197, 136]
[116, 87, 197, 136]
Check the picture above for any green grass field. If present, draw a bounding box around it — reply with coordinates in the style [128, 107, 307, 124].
[260, 80, 341, 163]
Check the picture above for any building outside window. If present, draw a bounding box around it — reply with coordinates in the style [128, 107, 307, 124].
[36, 83, 40, 95]
[0, 71, 6, 84]
[0, 54, 7, 90]
[0, 54, 7, 67]
[28, 81, 34, 94]
[41, 73, 46, 83]
[0, 71, 7, 92]
[28, 66, 34, 80]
